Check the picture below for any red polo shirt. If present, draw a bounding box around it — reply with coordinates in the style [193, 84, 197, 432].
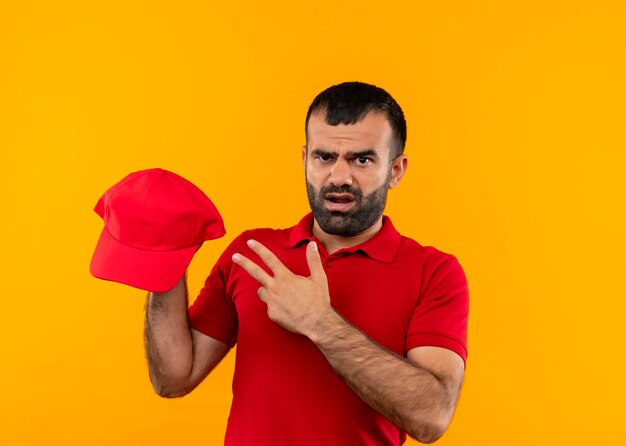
[188, 214, 469, 446]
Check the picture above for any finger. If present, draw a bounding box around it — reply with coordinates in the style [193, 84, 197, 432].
[256, 286, 268, 302]
[246, 239, 286, 275]
[232, 253, 273, 286]
[306, 241, 326, 281]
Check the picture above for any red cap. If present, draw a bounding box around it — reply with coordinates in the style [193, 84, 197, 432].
[90, 168, 225, 292]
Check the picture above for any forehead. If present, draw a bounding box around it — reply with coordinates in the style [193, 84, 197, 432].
[307, 110, 393, 152]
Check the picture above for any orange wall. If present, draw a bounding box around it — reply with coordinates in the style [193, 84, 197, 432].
[1, 1, 625, 444]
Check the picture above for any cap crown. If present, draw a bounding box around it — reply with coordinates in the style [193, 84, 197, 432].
[95, 168, 224, 251]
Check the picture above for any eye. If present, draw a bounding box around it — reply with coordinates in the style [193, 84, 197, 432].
[315, 153, 333, 163]
[355, 156, 371, 166]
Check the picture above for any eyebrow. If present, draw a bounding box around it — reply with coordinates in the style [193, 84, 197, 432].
[346, 149, 378, 158]
[310, 148, 379, 158]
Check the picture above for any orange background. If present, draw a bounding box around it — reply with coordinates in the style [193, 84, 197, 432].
[1, 1, 625, 444]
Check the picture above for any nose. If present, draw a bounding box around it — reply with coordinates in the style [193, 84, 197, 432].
[328, 158, 353, 187]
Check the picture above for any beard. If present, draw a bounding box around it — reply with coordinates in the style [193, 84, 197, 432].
[306, 177, 390, 237]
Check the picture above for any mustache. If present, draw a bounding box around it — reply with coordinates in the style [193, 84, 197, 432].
[318, 184, 363, 199]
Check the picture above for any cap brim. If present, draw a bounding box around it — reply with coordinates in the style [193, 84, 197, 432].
[90, 227, 199, 293]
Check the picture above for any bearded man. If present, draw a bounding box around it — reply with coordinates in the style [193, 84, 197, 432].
[144, 81, 469, 446]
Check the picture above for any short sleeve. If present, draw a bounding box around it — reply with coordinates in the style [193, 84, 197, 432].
[187, 236, 244, 348]
[406, 254, 469, 365]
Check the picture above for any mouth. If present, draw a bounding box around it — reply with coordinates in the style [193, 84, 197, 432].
[324, 193, 356, 212]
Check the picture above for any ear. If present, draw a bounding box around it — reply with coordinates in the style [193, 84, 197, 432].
[388, 154, 408, 189]
[302, 145, 307, 170]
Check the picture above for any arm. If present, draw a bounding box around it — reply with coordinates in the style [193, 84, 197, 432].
[310, 310, 464, 443]
[233, 239, 465, 443]
[144, 273, 230, 398]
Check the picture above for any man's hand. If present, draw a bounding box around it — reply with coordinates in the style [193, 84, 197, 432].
[233, 238, 464, 443]
[232, 239, 332, 337]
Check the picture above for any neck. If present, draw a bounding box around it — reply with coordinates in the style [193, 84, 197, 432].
[312, 217, 383, 255]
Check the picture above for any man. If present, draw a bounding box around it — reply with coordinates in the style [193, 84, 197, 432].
[144, 82, 469, 445]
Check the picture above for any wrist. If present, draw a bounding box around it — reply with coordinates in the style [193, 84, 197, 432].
[307, 306, 345, 345]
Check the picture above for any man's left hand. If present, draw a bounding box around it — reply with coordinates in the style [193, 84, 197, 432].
[232, 239, 332, 337]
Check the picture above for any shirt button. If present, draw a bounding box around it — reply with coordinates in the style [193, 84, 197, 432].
[325, 261, 332, 268]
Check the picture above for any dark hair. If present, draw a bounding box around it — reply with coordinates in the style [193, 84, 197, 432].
[305, 81, 407, 160]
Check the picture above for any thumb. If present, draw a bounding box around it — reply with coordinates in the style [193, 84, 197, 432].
[306, 241, 325, 281]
